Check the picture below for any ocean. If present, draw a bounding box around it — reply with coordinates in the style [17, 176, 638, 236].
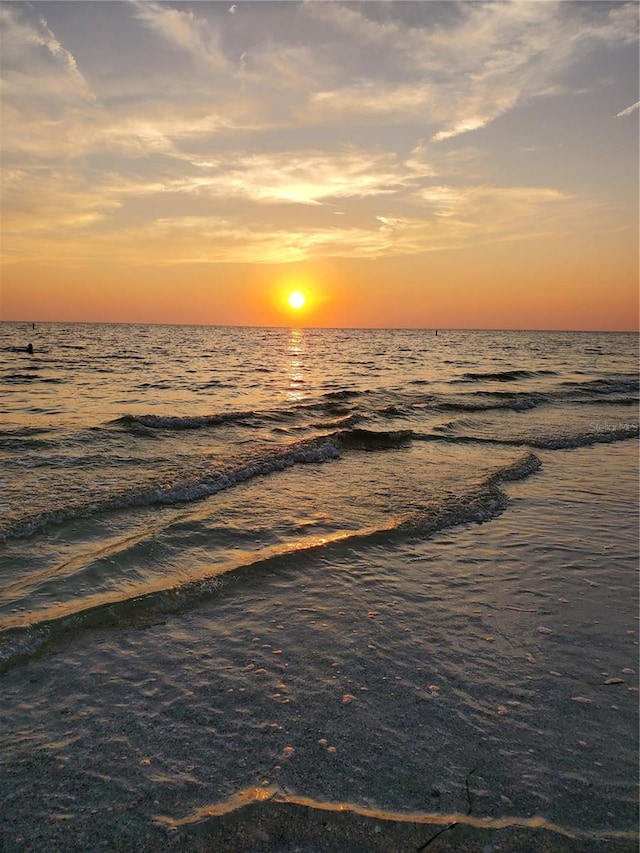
[0, 322, 638, 851]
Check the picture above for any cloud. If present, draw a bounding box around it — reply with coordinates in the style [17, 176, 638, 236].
[415, 184, 569, 221]
[2, 167, 580, 268]
[130, 0, 228, 70]
[0, 5, 96, 108]
[0, 1, 632, 276]
[616, 101, 640, 118]
[404, 141, 437, 178]
[1, 4, 306, 165]
[374, 185, 575, 255]
[174, 147, 427, 205]
[304, 1, 638, 141]
[136, 217, 389, 264]
[10, 0, 631, 170]
[432, 118, 494, 144]
[1, 211, 392, 267]
[0, 4, 261, 163]
[0, 167, 124, 237]
[309, 82, 433, 121]
[265, 45, 322, 87]
[1, 96, 243, 163]
[580, 2, 639, 47]
[0, 143, 433, 251]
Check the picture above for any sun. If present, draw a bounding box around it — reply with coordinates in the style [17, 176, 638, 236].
[287, 290, 306, 310]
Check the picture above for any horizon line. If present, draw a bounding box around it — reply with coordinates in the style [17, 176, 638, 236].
[1, 319, 638, 335]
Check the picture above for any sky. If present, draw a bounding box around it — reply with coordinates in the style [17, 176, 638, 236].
[0, 0, 638, 330]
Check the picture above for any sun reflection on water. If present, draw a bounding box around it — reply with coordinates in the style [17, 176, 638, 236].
[287, 327, 306, 402]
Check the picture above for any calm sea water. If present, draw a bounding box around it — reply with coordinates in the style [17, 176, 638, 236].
[0, 322, 638, 850]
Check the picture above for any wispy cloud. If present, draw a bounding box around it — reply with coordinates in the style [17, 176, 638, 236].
[304, 1, 638, 141]
[174, 147, 429, 205]
[0, 145, 435, 244]
[1, 97, 243, 162]
[0, 5, 96, 107]
[616, 101, 640, 117]
[130, 0, 228, 70]
[415, 185, 570, 223]
[1, 168, 123, 236]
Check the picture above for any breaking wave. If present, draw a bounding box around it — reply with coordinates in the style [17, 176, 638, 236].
[0, 434, 342, 542]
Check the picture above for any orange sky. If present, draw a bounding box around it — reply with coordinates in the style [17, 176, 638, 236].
[1, 1, 638, 330]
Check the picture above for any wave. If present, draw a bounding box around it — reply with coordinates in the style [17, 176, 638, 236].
[2, 373, 63, 384]
[0, 426, 52, 449]
[322, 389, 362, 400]
[379, 404, 406, 417]
[114, 411, 259, 431]
[426, 424, 639, 450]
[561, 376, 639, 395]
[577, 396, 639, 407]
[114, 403, 362, 433]
[7, 409, 630, 540]
[455, 369, 557, 383]
[0, 451, 541, 673]
[0, 425, 53, 438]
[1, 427, 421, 543]
[451, 381, 638, 410]
[527, 425, 639, 450]
[92, 353, 147, 361]
[438, 397, 538, 413]
[113, 371, 637, 441]
[309, 413, 364, 430]
[338, 427, 412, 450]
[0, 434, 343, 542]
[385, 382, 635, 422]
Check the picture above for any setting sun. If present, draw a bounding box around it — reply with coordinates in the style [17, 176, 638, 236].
[288, 290, 306, 310]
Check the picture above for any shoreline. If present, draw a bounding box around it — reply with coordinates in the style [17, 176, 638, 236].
[1, 441, 637, 852]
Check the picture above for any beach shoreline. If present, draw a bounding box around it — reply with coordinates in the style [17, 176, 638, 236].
[1, 441, 637, 853]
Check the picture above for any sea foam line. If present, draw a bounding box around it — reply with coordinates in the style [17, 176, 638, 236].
[152, 785, 636, 846]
